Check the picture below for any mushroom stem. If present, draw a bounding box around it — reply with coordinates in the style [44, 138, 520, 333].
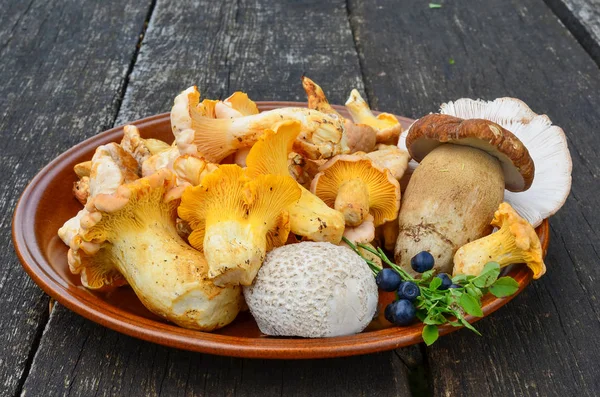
[395, 144, 504, 275]
[335, 178, 370, 226]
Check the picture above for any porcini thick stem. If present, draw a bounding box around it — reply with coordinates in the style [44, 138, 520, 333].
[335, 178, 370, 226]
[395, 144, 504, 275]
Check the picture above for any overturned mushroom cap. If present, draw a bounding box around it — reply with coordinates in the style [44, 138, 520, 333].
[311, 154, 400, 227]
[439, 97, 572, 227]
[345, 89, 402, 145]
[406, 114, 535, 192]
[170, 86, 349, 162]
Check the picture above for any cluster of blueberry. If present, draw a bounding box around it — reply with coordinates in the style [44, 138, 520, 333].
[377, 251, 457, 326]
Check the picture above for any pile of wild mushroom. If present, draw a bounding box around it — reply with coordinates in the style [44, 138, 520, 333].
[58, 78, 572, 337]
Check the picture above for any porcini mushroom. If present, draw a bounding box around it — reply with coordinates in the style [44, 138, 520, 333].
[302, 76, 377, 153]
[178, 164, 301, 286]
[439, 97, 572, 227]
[345, 89, 402, 145]
[311, 154, 401, 228]
[453, 202, 546, 279]
[68, 169, 244, 330]
[395, 114, 535, 275]
[170, 86, 349, 162]
[245, 120, 346, 243]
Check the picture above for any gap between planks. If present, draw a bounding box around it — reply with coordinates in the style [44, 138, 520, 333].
[12, 2, 159, 397]
[543, 0, 600, 68]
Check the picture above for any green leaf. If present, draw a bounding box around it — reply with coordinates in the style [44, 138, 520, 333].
[429, 3, 442, 8]
[451, 274, 469, 284]
[490, 277, 520, 298]
[448, 58, 455, 65]
[459, 293, 484, 317]
[416, 309, 427, 322]
[458, 315, 482, 336]
[422, 325, 439, 346]
[421, 270, 435, 281]
[424, 313, 447, 325]
[465, 285, 483, 299]
[429, 277, 442, 290]
[472, 262, 501, 288]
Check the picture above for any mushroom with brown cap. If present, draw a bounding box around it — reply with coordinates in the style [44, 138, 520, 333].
[345, 89, 402, 145]
[453, 202, 546, 279]
[67, 169, 244, 330]
[245, 120, 346, 244]
[302, 76, 377, 153]
[395, 114, 535, 275]
[439, 97, 572, 227]
[178, 164, 301, 287]
[311, 154, 401, 229]
[170, 86, 349, 162]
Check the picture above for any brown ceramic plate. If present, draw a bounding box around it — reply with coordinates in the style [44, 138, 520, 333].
[13, 102, 549, 359]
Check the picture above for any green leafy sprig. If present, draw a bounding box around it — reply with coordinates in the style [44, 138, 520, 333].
[343, 238, 520, 345]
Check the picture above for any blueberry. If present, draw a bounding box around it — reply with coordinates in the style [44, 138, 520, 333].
[389, 299, 416, 326]
[384, 303, 395, 323]
[449, 284, 461, 289]
[397, 281, 420, 301]
[436, 273, 452, 290]
[411, 251, 435, 273]
[375, 268, 402, 292]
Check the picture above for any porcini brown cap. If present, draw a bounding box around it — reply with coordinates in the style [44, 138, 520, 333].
[406, 114, 535, 192]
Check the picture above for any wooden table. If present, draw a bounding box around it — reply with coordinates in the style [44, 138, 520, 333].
[3, 0, 599, 395]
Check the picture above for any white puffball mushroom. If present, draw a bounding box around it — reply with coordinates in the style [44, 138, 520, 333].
[243, 242, 378, 338]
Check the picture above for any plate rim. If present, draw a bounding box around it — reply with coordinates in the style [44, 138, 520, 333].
[12, 104, 548, 359]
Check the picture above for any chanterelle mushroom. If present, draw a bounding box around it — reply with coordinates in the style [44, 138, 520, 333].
[453, 202, 546, 279]
[68, 169, 243, 330]
[302, 76, 377, 153]
[170, 86, 349, 162]
[59, 142, 140, 249]
[215, 91, 259, 119]
[439, 97, 572, 227]
[311, 154, 401, 228]
[345, 89, 402, 145]
[245, 120, 346, 243]
[363, 144, 411, 182]
[178, 164, 301, 287]
[243, 242, 378, 338]
[395, 114, 535, 276]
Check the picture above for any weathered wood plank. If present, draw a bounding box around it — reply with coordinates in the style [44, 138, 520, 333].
[23, 304, 411, 397]
[0, 0, 152, 395]
[545, 0, 600, 65]
[115, 0, 366, 125]
[348, 0, 600, 395]
[22, 0, 415, 395]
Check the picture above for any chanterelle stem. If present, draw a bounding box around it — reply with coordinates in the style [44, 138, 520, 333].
[335, 178, 370, 227]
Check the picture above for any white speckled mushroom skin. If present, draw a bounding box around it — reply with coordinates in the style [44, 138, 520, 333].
[395, 145, 504, 275]
[243, 242, 378, 338]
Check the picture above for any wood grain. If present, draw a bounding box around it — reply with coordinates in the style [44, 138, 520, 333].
[115, 0, 366, 125]
[544, 0, 600, 65]
[348, 0, 600, 395]
[21, 0, 414, 395]
[0, 0, 152, 395]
